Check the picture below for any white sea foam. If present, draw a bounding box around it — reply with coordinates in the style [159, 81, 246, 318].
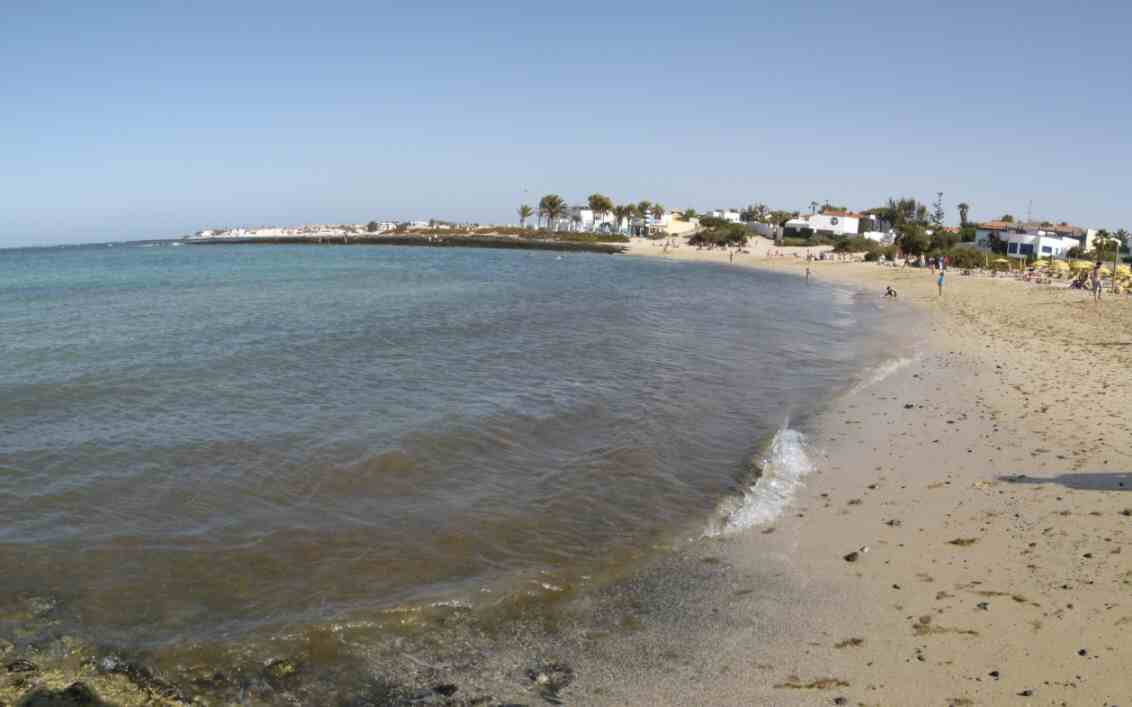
[705, 426, 815, 536]
[846, 355, 918, 396]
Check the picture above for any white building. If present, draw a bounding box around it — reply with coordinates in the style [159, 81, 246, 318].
[747, 222, 775, 238]
[559, 206, 617, 231]
[710, 209, 742, 223]
[1004, 233, 1079, 260]
[784, 211, 862, 237]
[976, 220, 1097, 255]
[861, 230, 896, 244]
[631, 211, 674, 235]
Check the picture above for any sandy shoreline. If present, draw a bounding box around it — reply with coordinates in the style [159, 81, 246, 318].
[590, 236, 1132, 705]
[4, 239, 1130, 705]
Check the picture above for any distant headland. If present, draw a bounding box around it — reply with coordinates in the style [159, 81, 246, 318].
[187, 222, 629, 254]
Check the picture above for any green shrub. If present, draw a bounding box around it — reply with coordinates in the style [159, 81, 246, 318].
[832, 236, 880, 254]
[689, 222, 749, 248]
[945, 249, 987, 270]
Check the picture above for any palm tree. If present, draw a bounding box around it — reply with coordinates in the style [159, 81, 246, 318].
[517, 204, 533, 228]
[1115, 228, 1129, 250]
[636, 201, 652, 237]
[649, 203, 666, 239]
[957, 202, 970, 226]
[587, 193, 614, 232]
[538, 194, 566, 231]
[613, 205, 630, 234]
[1112, 228, 1128, 272]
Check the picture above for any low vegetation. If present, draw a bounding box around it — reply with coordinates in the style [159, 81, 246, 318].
[688, 217, 750, 248]
[518, 231, 629, 244]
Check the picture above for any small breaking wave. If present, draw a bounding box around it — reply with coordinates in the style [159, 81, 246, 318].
[705, 426, 815, 536]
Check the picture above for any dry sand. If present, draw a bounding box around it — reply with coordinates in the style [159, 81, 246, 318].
[586, 237, 1132, 705]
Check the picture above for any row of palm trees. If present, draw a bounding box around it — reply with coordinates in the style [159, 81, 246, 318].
[517, 194, 667, 234]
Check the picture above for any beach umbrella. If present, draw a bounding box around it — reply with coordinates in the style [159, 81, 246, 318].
[1049, 260, 1070, 270]
[1070, 260, 1092, 271]
[1116, 264, 1131, 276]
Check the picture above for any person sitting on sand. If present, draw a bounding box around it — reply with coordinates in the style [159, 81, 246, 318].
[884, 286, 897, 298]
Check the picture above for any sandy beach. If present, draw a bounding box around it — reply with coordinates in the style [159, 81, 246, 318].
[3, 239, 1130, 707]
[583, 236, 1132, 705]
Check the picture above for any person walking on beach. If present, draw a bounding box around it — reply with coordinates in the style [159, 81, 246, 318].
[805, 267, 811, 282]
[937, 268, 945, 297]
[1091, 261, 1103, 302]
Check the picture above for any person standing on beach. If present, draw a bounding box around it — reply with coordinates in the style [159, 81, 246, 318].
[1091, 261, 1103, 302]
[937, 268, 945, 297]
[805, 267, 811, 282]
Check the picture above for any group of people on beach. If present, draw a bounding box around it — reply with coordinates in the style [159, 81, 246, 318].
[883, 258, 1119, 303]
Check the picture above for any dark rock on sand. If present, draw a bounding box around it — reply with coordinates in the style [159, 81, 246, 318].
[842, 546, 867, 562]
[946, 538, 978, 547]
[526, 662, 574, 701]
[263, 657, 300, 685]
[96, 654, 185, 702]
[13, 681, 105, 707]
[6, 658, 38, 673]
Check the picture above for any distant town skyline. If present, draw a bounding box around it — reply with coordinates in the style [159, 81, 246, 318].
[4, 0, 1130, 248]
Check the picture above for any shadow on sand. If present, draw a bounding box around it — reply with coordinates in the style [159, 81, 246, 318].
[999, 472, 1132, 491]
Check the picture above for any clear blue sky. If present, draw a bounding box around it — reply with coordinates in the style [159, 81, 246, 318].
[3, 0, 1129, 246]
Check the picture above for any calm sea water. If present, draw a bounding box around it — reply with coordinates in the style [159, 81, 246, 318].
[1, 242, 899, 649]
